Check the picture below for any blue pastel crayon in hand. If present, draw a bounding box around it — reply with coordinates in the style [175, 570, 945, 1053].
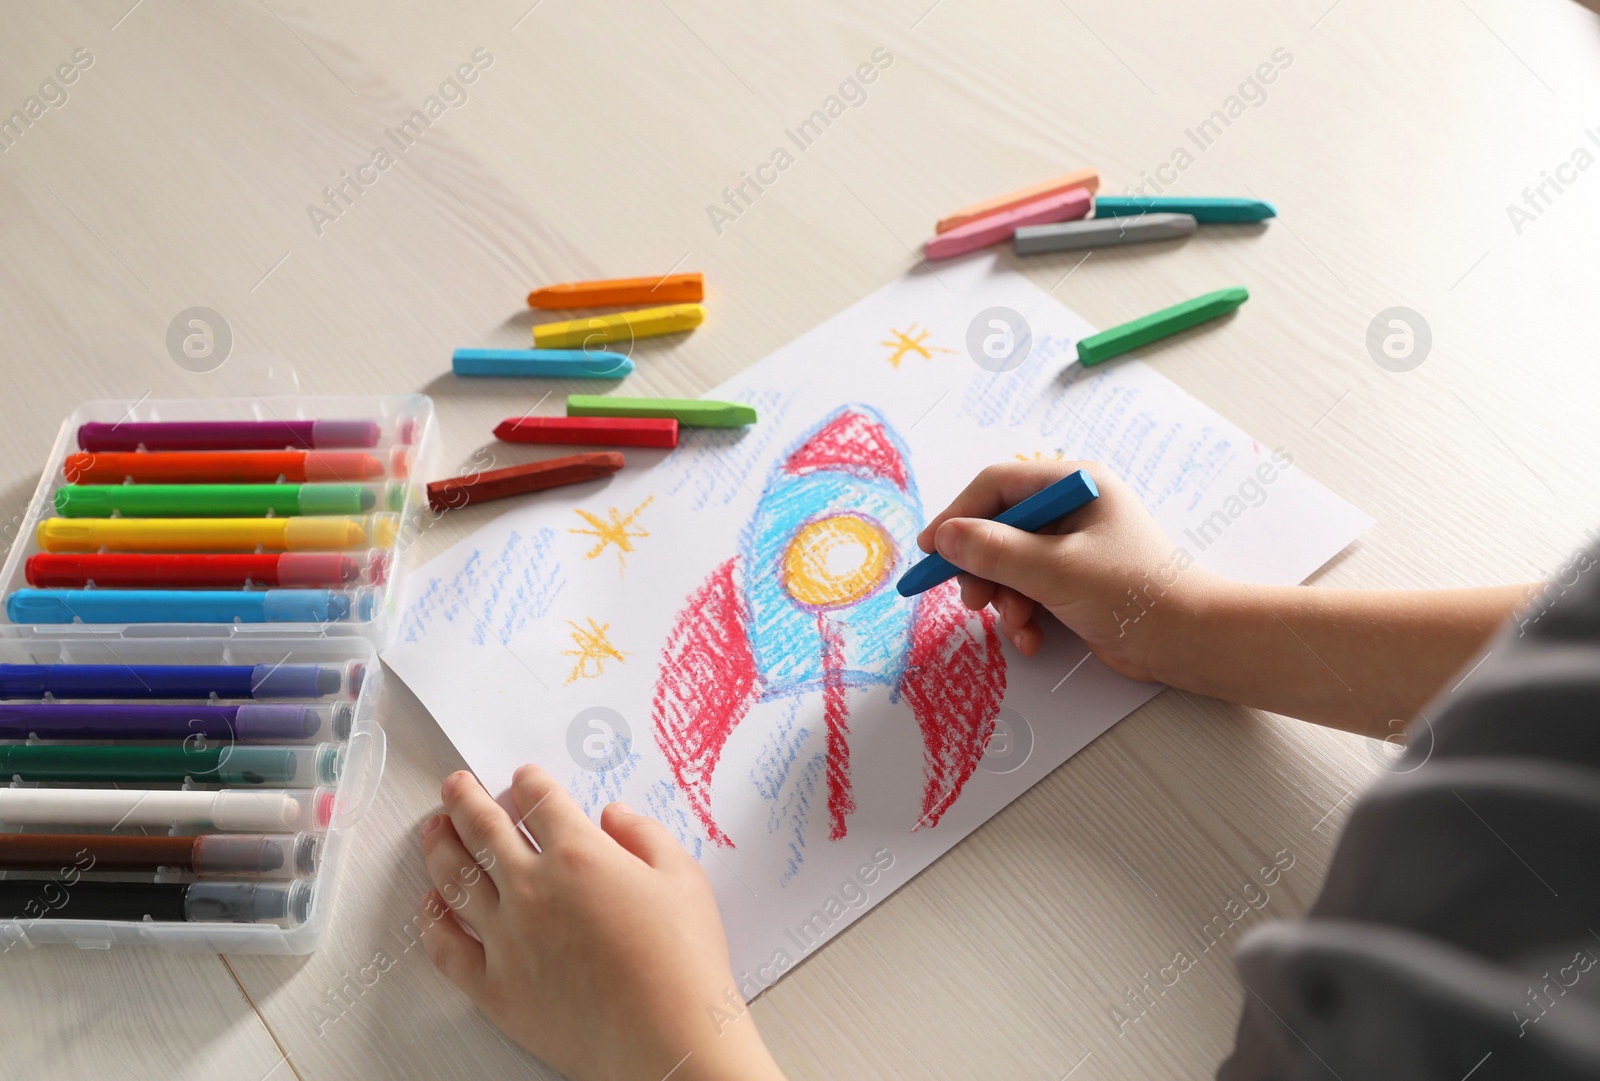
[895, 469, 1100, 598]
[452, 349, 634, 379]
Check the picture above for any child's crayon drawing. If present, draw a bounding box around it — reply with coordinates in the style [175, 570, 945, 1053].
[384, 258, 1373, 998]
[651, 406, 1007, 848]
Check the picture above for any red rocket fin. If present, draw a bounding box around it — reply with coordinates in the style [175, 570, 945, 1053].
[898, 581, 1007, 830]
[652, 557, 758, 848]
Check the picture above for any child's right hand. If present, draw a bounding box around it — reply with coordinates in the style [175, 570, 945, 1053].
[918, 460, 1215, 683]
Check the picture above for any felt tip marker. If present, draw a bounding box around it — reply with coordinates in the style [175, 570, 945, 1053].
[528, 273, 704, 309]
[566, 395, 756, 428]
[0, 742, 343, 786]
[36, 515, 392, 553]
[0, 832, 319, 878]
[494, 416, 679, 448]
[0, 702, 352, 742]
[452, 349, 634, 378]
[7, 588, 374, 625]
[77, 419, 384, 453]
[54, 482, 388, 518]
[0, 880, 314, 926]
[896, 470, 1101, 597]
[0, 661, 362, 700]
[25, 551, 389, 590]
[62, 450, 393, 484]
[0, 786, 335, 831]
[533, 303, 705, 349]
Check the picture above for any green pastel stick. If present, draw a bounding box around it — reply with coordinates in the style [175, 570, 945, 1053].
[54, 483, 379, 518]
[566, 395, 757, 428]
[1075, 286, 1249, 367]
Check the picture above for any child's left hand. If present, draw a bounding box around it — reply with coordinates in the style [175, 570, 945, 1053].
[418, 765, 787, 1081]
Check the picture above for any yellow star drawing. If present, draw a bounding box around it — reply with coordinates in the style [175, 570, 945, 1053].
[881, 323, 955, 368]
[1014, 450, 1066, 462]
[562, 618, 627, 684]
[570, 496, 655, 574]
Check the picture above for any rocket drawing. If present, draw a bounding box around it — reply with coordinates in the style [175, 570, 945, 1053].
[652, 405, 1008, 847]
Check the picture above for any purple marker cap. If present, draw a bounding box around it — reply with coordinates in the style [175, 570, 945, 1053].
[310, 420, 382, 448]
[235, 705, 323, 741]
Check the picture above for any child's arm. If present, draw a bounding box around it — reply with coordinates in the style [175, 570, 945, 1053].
[921, 461, 1532, 737]
[418, 766, 788, 1081]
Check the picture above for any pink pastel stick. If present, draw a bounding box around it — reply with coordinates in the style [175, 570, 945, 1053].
[923, 186, 1092, 261]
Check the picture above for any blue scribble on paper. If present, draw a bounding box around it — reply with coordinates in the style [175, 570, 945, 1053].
[663, 388, 795, 510]
[398, 528, 564, 646]
[749, 701, 825, 884]
[573, 750, 635, 813]
[644, 780, 705, 861]
[961, 334, 1084, 429]
[569, 750, 705, 861]
[959, 334, 1237, 514]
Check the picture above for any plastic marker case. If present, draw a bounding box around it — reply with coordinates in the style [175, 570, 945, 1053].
[0, 396, 432, 955]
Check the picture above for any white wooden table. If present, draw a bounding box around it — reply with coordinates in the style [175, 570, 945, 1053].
[2, 1, 1597, 1077]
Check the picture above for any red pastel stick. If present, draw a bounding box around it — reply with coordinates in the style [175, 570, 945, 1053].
[62, 450, 395, 484]
[24, 552, 386, 589]
[494, 416, 678, 448]
[428, 452, 625, 512]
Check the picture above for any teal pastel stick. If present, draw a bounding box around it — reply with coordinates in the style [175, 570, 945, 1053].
[452, 349, 633, 378]
[1093, 196, 1276, 223]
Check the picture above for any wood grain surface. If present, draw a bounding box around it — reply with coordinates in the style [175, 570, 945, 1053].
[1, 1, 1597, 1078]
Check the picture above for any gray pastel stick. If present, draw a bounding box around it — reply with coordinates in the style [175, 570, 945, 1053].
[1014, 213, 1198, 254]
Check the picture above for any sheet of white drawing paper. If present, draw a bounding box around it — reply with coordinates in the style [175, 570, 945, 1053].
[383, 256, 1373, 998]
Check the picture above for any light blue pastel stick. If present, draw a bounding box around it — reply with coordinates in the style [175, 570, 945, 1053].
[5, 589, 372, 624]
[1092, 196, 1276, 223]
[452, 349, 634, 378]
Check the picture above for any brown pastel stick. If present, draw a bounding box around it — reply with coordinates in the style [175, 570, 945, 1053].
[427, 452, 624, 512]
[935, 167, 1100, 234]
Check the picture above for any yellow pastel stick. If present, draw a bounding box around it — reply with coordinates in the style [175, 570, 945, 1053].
[36, 516, 383, 553]
[532, 303, 705, 349]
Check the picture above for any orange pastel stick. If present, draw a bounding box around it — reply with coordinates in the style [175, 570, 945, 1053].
[935, 168, 1101, 234]
[527, 273, 703, 309]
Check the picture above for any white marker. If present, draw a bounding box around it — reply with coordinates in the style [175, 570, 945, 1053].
[0, 786, 334, 832]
